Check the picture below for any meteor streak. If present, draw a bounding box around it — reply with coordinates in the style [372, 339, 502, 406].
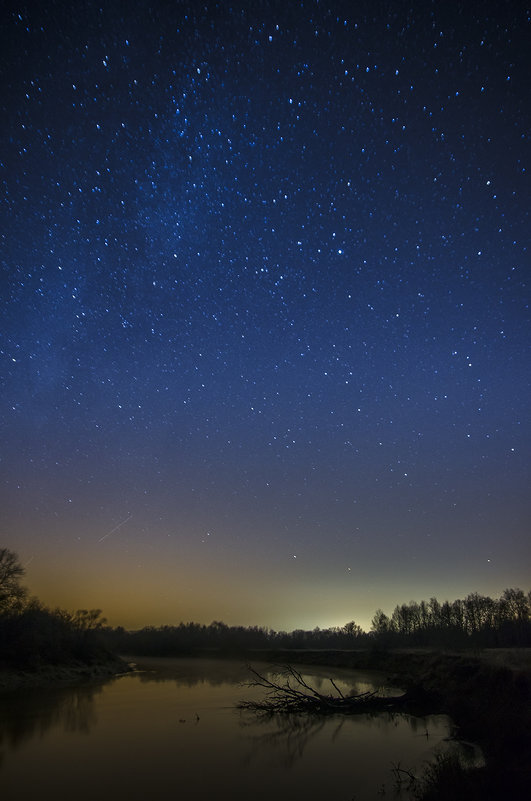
[98, 515, 133, 543]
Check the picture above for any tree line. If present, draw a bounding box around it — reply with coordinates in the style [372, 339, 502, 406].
[1, 546, 530, 668]
[107, 589, 531, 656]
[371, 588, 531, 647]
[0, 548, 110, 669]
[106, 588, 531, 655]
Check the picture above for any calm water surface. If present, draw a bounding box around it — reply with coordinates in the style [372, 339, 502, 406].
[0, 658, 475, 800]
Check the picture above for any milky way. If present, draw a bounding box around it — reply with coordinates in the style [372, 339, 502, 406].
[1, 1, 529, 630]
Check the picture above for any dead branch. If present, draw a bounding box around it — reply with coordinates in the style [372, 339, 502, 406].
[391, 761, 419, 789]
[239, 665, 408, 715]
[329, 677, 345, 698]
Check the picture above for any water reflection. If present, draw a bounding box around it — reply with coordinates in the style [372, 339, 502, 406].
[132, 655, 255, 686]
[0, 682, 102, 756]
[240, 712, 337, 769]
[238, 708, 458, 772]
[0, 660, 479, 801]
[131, 656, 401, 697]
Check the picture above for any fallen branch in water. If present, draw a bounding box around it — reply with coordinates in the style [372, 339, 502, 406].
[391, 761, 419, 792]
[238, 665, 409, 715]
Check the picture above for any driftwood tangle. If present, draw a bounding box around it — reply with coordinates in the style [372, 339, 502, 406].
[239, 665, 408, 715]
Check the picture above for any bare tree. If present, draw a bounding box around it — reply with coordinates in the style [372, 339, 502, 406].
[0, 547, 27, 612]
[70, 609, 107, 631]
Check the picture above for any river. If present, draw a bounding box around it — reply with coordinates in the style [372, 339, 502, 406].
[0, 657, 479, 800]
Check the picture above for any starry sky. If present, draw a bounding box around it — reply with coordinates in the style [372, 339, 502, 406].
[1, 0, 529, 632]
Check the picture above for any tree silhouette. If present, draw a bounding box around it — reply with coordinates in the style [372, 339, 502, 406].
[343, 620, 363, 637]
[0, 547, 26, 612]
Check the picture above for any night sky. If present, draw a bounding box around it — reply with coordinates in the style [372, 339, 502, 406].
[1, 1, 529, 632]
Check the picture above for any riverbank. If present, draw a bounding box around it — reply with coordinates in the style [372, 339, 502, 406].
[0, 655, 130, 692]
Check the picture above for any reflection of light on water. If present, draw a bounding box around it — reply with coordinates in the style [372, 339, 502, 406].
[0, 682, 102, 748]
[0, 660, 484, 801]
[263, 665, 403, 699]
